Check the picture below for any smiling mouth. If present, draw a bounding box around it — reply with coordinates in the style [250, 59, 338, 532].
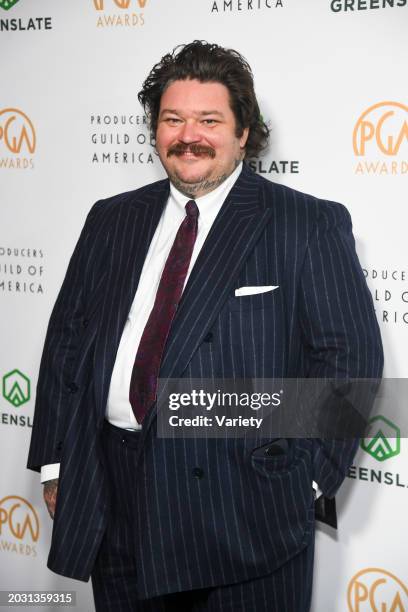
[167, 144, 216, 159]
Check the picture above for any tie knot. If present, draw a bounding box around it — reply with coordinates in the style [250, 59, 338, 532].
[185, 200, 199, 219]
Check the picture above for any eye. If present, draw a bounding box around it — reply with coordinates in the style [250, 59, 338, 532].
[164, 117, 182, 125]
[202, 119, 218, 125]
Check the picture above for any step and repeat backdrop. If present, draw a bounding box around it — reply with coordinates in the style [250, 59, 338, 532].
[1, 1, 407, 610]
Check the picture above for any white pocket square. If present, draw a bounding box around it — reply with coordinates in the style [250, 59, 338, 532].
[235, 285, 279, 297]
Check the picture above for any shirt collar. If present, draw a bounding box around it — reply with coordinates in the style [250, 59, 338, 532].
[169, 162, 243, 225]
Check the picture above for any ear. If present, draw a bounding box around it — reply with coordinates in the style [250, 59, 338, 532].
[239, 127, 249, 149]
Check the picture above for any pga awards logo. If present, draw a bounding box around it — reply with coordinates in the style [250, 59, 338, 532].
[0, 495, 39, 557]
[0, 108, 36, 169]
[348, 568, 408, 611]
[353, 101, 408, 175]
[93, 0, 147, 27]
[94, 0, 147, 6]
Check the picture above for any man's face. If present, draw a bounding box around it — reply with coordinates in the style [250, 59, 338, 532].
[155, 79, 249, 198]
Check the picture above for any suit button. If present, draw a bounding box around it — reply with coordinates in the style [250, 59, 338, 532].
[203, 332, 213, 343]
[82, 318, 89, 328]
[192, 467, 204, 479]
[67, 382, 78, 393]
[56, 441, 63, 451]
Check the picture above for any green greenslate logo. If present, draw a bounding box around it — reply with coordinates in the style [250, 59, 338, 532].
[0, 0, 20, 10]
[2, 369, 31, 407]
[361, 415, 400, 462]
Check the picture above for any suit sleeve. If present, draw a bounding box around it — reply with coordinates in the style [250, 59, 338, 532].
[27, 200, 104, 472]
[298, 201, 384, 497]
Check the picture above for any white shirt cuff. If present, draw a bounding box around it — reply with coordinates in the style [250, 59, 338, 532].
[40, 463, 60, 483]
[312, 480, 323, 499]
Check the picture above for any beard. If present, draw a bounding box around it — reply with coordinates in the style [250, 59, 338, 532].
[167, 167, 230, 198]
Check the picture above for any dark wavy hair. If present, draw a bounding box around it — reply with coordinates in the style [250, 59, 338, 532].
[138, 41, 269, 159]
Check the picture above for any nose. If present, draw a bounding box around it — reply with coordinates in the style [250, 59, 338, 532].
[178, 120, 201, 144]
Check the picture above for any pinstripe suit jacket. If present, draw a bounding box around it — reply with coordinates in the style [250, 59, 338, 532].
[27, 163, 383, 598]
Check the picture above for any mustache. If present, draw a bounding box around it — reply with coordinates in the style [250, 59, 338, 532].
[167, 143, 216, 159]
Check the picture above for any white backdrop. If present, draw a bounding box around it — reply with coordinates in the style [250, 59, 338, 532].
[1, 1, 407, 610]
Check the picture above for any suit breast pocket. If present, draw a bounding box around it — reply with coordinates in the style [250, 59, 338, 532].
[228, 289, 278, 311]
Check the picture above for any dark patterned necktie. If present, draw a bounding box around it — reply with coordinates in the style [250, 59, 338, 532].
[129, 199, 199, 424]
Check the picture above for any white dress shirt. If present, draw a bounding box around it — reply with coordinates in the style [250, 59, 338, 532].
[106, 162, 243, 430]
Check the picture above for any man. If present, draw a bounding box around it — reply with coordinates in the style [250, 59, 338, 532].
[27, 41, 383, 611]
